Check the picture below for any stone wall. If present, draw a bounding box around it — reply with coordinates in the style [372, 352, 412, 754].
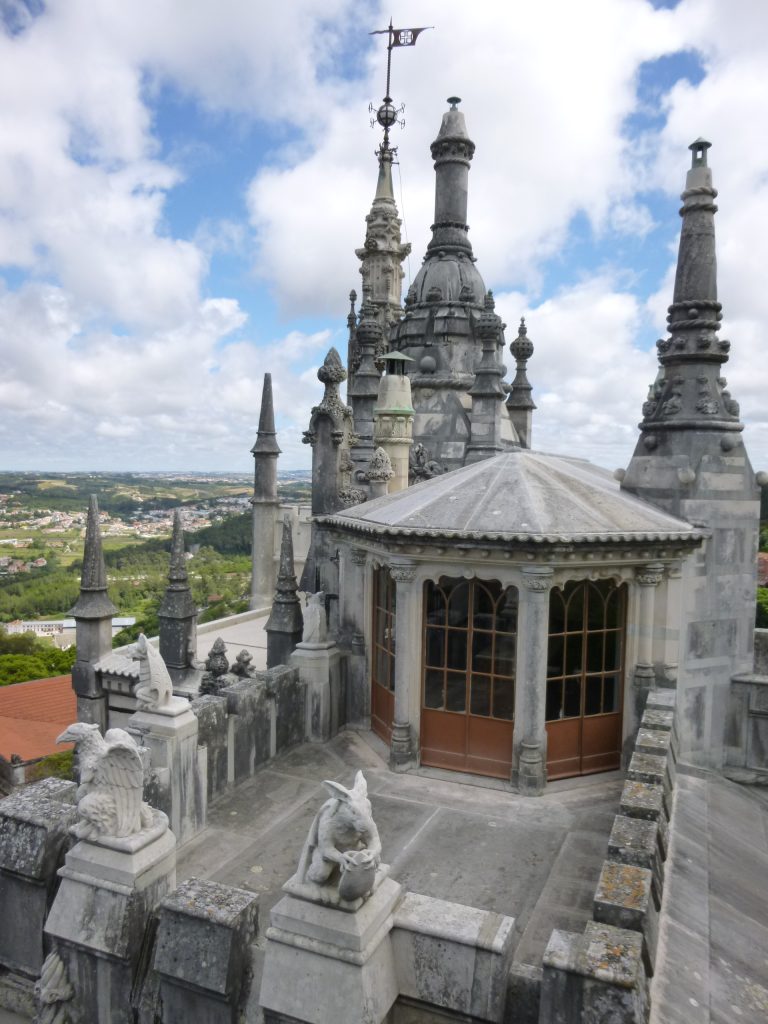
[724, 628, 768, 779]
[538, 688, 679, 1024]
[191, 665, 306, 802]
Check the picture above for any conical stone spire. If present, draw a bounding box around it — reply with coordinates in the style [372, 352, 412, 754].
[622, 140, 759, 771]
[159, 511, 197, 682]
[466, 292, 505, 463]
[265, 515, 304, 668]
[251, 373, 281, 610]
[71, 495, 117, 619]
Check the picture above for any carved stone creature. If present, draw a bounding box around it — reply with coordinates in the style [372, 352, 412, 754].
[130, 632, 173, 711]
[56, 722, 153, 840]
[297, 770, 382, 895]
[230, 649, 254, 677]
[302, 591, 327, 645]
[34, 951, 73, 1024]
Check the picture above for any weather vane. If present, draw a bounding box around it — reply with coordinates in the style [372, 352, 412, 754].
[369, 18, 433, 153]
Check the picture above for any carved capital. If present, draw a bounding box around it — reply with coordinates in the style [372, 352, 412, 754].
[635, 563, 664, 587]
[521, 568, 554, 593]
[389, 563, 417, 584]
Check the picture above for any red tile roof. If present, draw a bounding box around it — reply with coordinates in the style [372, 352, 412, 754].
[0, 675, 76, 762]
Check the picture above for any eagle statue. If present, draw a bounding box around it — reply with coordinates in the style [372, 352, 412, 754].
[57, 722, 154, 840]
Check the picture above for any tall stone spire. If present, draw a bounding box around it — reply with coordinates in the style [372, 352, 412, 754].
[348, 299, 384, 474]
[506, 318, 536, 449]
[427, 96, 476, 258]
[250, 373, 281, 610]
[265, 515, 304, 669]
[158, 510, 198, 685]
[70, 495, 117, 728]
[389, 99, 510, 473]
[622, 140, 759, 771]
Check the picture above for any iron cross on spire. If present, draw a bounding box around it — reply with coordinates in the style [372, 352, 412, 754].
[369, 18, 432, 153]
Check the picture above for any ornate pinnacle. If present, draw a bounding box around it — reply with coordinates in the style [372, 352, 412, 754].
[168, 510, 188, 587]
[251, 373, 281, 456]
[70, 495, 118, 619]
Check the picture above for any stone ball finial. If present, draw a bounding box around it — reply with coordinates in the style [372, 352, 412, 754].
[356, 300, 383, 343]
[317, 347, 347, 385]
[511, 317, 534, 362]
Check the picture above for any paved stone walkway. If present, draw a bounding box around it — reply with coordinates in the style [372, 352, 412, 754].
[177, 729, 623, 984]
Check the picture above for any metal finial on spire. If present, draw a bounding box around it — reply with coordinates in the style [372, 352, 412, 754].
[368, 18, 433, 153]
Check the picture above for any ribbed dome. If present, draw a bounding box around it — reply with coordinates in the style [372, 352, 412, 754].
[407, 252, 486, 308]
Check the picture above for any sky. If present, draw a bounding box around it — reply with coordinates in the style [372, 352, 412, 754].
[0, 0, 767, 475]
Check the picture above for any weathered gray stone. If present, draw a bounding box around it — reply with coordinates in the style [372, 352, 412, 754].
[391, 892, 515, 1022]
[634, 728, 671, 757]
[154, 877, 259, 1023]
[191, 693, 229, 801]
[291, 642, 342, 743]
[608, 815, 659, 873]
[646, 689, 677, 711]
[593, 861, 658, 971]
[619, 780, 664, 821]
[640, 708, 674, 732]
[626, 752, 667, 786]
[539, 921, 649, 1024]
[0, 780, 77, 976]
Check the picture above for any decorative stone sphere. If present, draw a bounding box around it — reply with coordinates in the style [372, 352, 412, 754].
[511, 336, 534, 361]
[419, 355, 437, 374]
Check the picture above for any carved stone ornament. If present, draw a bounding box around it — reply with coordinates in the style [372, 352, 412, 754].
[350, 548, 368, 566]
[389, 563, 417, 584]
[230, 649, 254, 678]
[338, 487, 367, 508]
[35, 950, 73, 1024]
[366, 446, 395, 482]
[129, 632, 173, 711]
[302, 591, 328, 645]
[636, 564, 664, 586]
[295, 770, 382, 901]
[56, 722, 154, 840]
[409, 442, 444, 482]
[522, 570, 553, 592]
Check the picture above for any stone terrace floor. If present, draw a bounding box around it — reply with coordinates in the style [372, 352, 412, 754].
[177, 729, 624, 995]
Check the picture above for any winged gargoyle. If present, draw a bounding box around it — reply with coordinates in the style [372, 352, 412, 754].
[57, 722, 154, 840]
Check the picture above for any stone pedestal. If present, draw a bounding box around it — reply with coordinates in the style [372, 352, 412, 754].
[260, 869, 401, 1024]
[291, 641, 342, 742]
[130, 696, 206, 847]
[154, 877, 259, 1023]
[44, 811, 177, 1024]
[0, 779, 77, 977]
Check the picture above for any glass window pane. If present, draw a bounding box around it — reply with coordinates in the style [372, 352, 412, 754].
[425, 627, 445, 668]
[566, 634, 583, 675]
[424, 669, 444, 709]
[604, 587, 621, 629]
[446, 629, 467, 671]
[447, 582, 469, 626]
[586, 632, 603, 673]
[494, 634, 516, 677]
[472, 632, 493, 674]
[587, 583, 606, 628]
[425, 580, 447, 624]
[492, 677, 514, 720]
[497, 587, 518, 632]
[564, 676, 581, 718]
[566, 584, 584, 631]
[549, 590, 566, 635]
[584, 676, 602, 716]
[445, 672, 466, 712]
[547, 635, 565, 677]
[603, 676, 619, 713]
[470, 675, 491, 716]
[546, 679, 563, 721]
[604, 630, 620, 671]
[473, 581, 497, 619]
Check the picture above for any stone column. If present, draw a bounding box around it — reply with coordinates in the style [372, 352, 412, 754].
[513, 567, 554, 796]
[129, 696, 207, 848]
[389, 561, 419, 770]
[343, 548, 369, 727]
[633, 564, 664, 693]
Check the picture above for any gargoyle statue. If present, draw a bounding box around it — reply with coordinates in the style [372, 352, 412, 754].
[297, 770, 381, 896]
[130, 632, 173, 711]
[57, 722, 153, 840]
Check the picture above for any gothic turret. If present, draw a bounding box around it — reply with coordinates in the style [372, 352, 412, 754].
[466, 292, 506, 463]
[389, 99, 514, 472]
[158, 510, 198, 686]
[622, 140, 760, 770]
[265, 516, 304, 669]
[250, 373, 281, 610]
[506, 318, 536, 449]
[70, 495, 117, 727]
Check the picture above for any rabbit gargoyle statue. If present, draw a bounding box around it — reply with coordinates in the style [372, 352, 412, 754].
[296, 770, 383, 902]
